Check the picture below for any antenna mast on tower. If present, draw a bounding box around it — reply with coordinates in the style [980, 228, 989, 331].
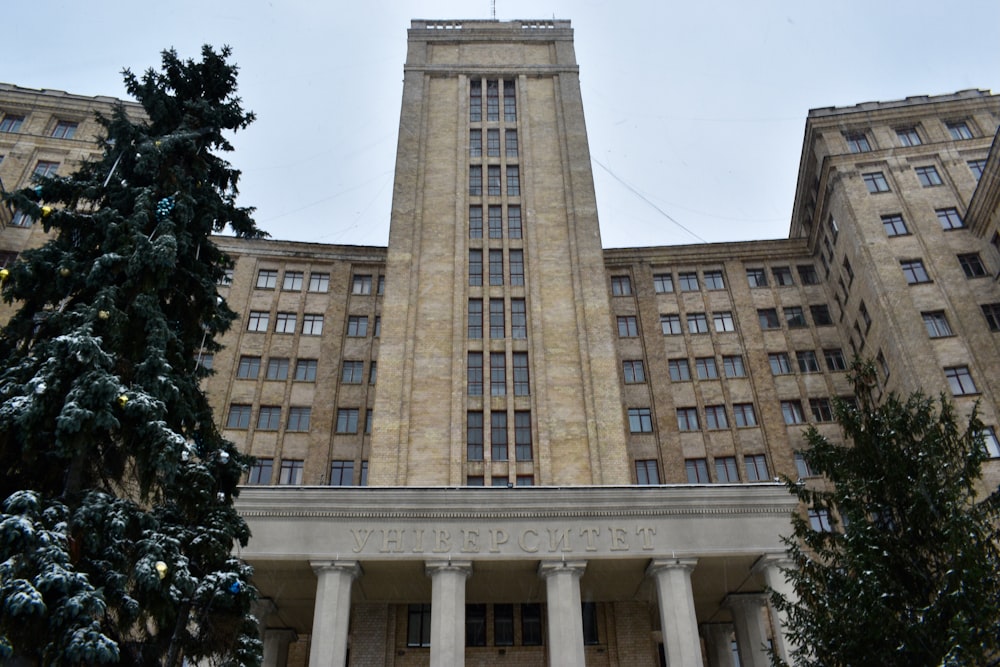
[490, 0, 496, 20]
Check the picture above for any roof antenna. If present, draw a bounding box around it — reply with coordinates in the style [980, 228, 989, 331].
[490, 0, 496, 20]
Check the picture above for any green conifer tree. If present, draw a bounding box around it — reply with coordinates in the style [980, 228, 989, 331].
[772, 361, 1000, 667]
[0, 46, 265, 666]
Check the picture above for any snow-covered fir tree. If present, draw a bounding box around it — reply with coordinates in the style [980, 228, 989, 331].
[0, 46, 265, 666]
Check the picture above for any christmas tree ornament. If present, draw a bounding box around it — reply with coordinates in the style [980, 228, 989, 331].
[34, 185, 43, 196]
[228, 581, 242, 594]
[59, 267, 71, 277]
[0, 268, 9, 281]
[41, 206, 53, 217]
[155, 561, 168, 580]
[218, 450, 230, 463]
[117, 394, 128, 407]
[98, 310, 110, 320]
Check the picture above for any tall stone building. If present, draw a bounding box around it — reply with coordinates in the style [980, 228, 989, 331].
[2, 18, 1000, 667]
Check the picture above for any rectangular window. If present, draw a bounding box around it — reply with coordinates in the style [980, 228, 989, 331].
[678, 272, 699, 291]
[469, 206, 483, 238]
[247, 459, 272, 485]
[510, 298, 527, 339]
[509, 249, 524, 286]
[49, 119, 77, 139]
[781, 400, 805, 425]
[863, 172, 890, 193]
[745, 454, 769, 481]
[882, 214, 909, 236]
[723, 355, 746, 378]
[226, 404, 251, 429]
[635, 459, 660, 485]
[983, 303, 1000, 331]
[302, 314, 323, 335]
[257, 406, 281, 430]
[488, 205, 503, 238]
[308, 272, 329, 292]
[469, 165, 483, 196]
[469, 249, 483, 286]
[982, 427, 1000, 459]
[969, 159, 987, 180]
[266, 357, 290, 380]
[611, 275, 632, 296]
[328, 461, 354, 486]
[715, 456, 739, 482]
[514, 411, 532, 461]
[341, 360, 363, 384]
[582, 602, 599, 645]
[487, 128, 501, 156]
[470, 80, 482, 122]
[488, 165, 501, 196]
[522, 604, 543, 645]
[677, 407, 699, 432]
[503, 80, 517, 121]
[896, 127, 921, 146]
[295, 359, 317, 381]
[795, 453, 816, 478]
[256, 269, 278, 289]
[901, 259, 931, 284]
[785, 306, 806, 328]
[278, 459, 304, 485]
[247, 311, 270, 332]
[618, 316, 639, 337]
[237, 355, 261, 379]
[282, 271, 304, 290]
[936, 207, 964, 230]
[336, 408, 359, 433]
[489, 298, 505, 338]
[288, 407, 311, 432]
[704, 270, 725, 290]
[769, 353, 792, 375]
[365, 410, 373, 435]
[352, 275, 372, 295]
[798, 265, 819, 285]
[507, 165, 520, 196]
[468, 352, 483, 396]
[505, 129, 518, 157]
[915, 165, 942, 187]
[0, 114, 25, 133]
[810, 304, 833, 326]
[9, 210, 32, 228]
[705, 405, 728, 430]
[468, 299, 483, 339]
[488, 81, 501, 121]
[713, 311, 735, 332]
[360, 461, 369, 485]
[660, 314, 682, 335]
[824, 348, 847, 371]
[733, 403, 757, 428]
[628, 407, 653, 433]
[772, 266, 794, 286]
[470, 129, 483, 157]
[695, 357, 718, 380]
[508, 206, 522, 238]
[797, 350, 820, 373]
[347, 315, 368, 337]
[407, 604, 432, 648]
[958, 253, 987, 278]
[653, 273, 674, 293]
[945, 366, 977, 395]
[466, 603, 486, 647]
[513, 352, 530, 396]
[746, 268, 768, 287]
[489, 249, 504, 286]
[947, 121, 973, 140]
[491, 352, 506, 396]
[668, 358, 691, 381]
[687, 313, 709, 334]
[809, 398, 834, 422]
[844, 131, 871, 153]
[492, 412, 508, 460]
[33, 161, 59, 178]
[758, 308, 780, 330]
[274, 312, 296, 333]
[809, 508, 833, 532]
[922, 311, 953, 337]
[467, 412, 484, 461]
[623, 360, 646, 383]
[685, 458, 709, 483]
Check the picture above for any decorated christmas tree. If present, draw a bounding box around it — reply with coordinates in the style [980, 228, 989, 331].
[0, 46, 265, 666]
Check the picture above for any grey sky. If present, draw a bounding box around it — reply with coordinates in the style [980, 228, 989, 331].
[5, 1, 999, 248]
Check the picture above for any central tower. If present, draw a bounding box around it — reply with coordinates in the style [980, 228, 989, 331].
[371, 19, 628, 486]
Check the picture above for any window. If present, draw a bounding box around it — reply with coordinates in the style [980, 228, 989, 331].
[470, 128, 483, 157]
[713, 311, 735, 332]
[469, 165, 483, 196]
[915, 165, 942, 187]
[896, 127, 921, 146]
[237, 355, 261, 379]
[467, 476, 485, 486]
[488, 165, 501, 196]
[491, 412, 508, 460]
[623, 360, 646, 384]
[882, 214, 909, 236]
[809, 508, 833, 532]
[0, 114, 25, 133]
[705, 405, 728, 430]
[677, 407, 699, 432]
[660, 314, 682, 335]
[407, 604, 432, 648]
[758, 308, 780, 330]
[489, 249, 504, 286]
[877, 350, 890, 382]
[282, 271, 303, 290]
[863, 172, 890, 193]
[635, 459, 660, 485]
[507, 166, 520, 196]
[798, 265, 819, 285]
[470, 80, 482, 122]
[795, 453, 816, 478]
[510, 299, 527, 339]
[958, 253, 987, 278]
[715, 456, 739, 482]
[922, 311, 953, 338]
[781, 401, 805, 425]
[288, 407, 311, 432]
[983, 303, 1000, 331]
[485, 129, 500, 157]
[8, 210, 29, 227]
[745, 454, 769, 482]
[295, 359, 318, 381]
[329, 460, 354, 486]
[365, 410, 373, 435]
[628, 408, 653, 433]
[687, 313, 708, 334]
[982, 427, 1000, 459]
[944, 366, 977, 395]
[256, 269, 277, 289]
[678, 272, 699, 291]
[797, 350, 820, 373]
[513, 352, 530, 396]
[308, 272, 330, 292]
[488, 205, 502, 238]
[257, 406, 281, 430]
[468, 352, 483, 396]
[51, 120, 78, 139]
[522, 604, 543, 646]
[704, 270, 725, 290]
[336, 408, 360, 433]
[341, 360, 363, 384]
[352, 274, 372, 295]
[969, 159, 987, 180]
[33, 161, 59, 178]
[618, 316, 638, 337]
[465, 603, 486, 646]
[824, 348, 847, 371]
[947, 121, 973, 140]
[197, 353, 213, 371]
[668, 358, 691, 381]
[247, 459, 272, 485]
[266, 357, 289, 380]
[844, 132, 871, 153]
[723, 355, 746, 378]
[509, 249, 524, 286]
[347, 315, 368, 337]
[467, 412, 484, 461]
[653, 273, 674, 293]
[274, 312, 296, 333]
[514, 411, 532, 460]
[278, 459, 304, 485]
[469, 206, 483, 238]
[468, 299, 483, 339]
[901, 259, 931, 284]
[859, 301, 872, 331]
[772, 266, 794, 286]
[508, 206, 522, 239]
[582, 602, 599, 645]
[490, 352, 506, 396]
[769, 351, 792, 375]
[487, 298, 506, 339]
[226, 404, 251, 429]
[810, 304, 833, 326]
[503, 80, 517, 121]
[733, 403, 757, 428]
[695, 357, 718, 380]
[301, 314, 323, 335]
[469, 249, 483, 286]
[746, 268, 768, 287]
[784, 306, 806, 328]
[685, 458, 709, 483]
[505, 129, 518, 157]
[809, 398, 834, 422]
[247, 311, 269, 332]
[936, 207, 964, 230]
[611, 275, 632, 296]
[360, 461, 369, 486]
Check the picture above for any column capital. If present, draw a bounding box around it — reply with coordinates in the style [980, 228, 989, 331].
[310, 559, 363, 579]
[724, 592, 768, 610]
[752, 553, 796, 575]
[646, 557, 698, 577]
[425, 559, 473, 578]
[537, 559, 587, 579]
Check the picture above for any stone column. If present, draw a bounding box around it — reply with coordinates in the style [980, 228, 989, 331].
[263, 629, 298, 667]
[701, 623, 736, 667]
[725, 593, 770, 667]
[647, 559, 703, 667]
[538, 560, 588, 667]
[425, 560, 473, 667]
[309, 560, 362, 667]
[753, 555, 798, 664]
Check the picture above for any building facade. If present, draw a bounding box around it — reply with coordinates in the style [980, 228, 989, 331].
[2, 18, 1000, 667]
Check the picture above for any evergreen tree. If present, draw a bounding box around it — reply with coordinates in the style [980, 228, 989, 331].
[772, 361, 1000, 667]
[0, 46, 265, 666]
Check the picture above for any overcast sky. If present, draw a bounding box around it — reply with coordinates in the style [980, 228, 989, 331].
[5, 1, 999, 248]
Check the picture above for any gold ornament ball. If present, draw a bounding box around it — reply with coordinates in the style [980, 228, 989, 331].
[59, 267, 71, 277]
[98, 310, 110, 320]
[155, 561, 168, 579]
[117, 395, 128, 407]
[0, 268, 8, 281]
[41, 206, 53, 217]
